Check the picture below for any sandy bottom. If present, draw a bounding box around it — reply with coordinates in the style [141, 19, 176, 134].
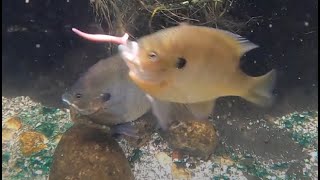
[2, 96, 318, 180]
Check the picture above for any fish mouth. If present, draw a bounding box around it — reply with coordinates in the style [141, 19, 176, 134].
[118, 41, 139, 65]
[118, 41, 143, 76]
[61, 93, 101, 116]
[118, 41, 158, 82]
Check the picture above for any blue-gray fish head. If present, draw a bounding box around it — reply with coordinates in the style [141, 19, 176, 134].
[61, 87, 111, 116]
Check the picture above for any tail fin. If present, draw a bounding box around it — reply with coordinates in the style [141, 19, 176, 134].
[244, 70, 277, 107]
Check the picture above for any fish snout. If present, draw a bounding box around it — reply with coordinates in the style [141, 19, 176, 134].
[118, 41, 139, 64]
[61, 93, 72, 106]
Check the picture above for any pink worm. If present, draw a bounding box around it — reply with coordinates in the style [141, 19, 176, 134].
[72, 28, 129, 45]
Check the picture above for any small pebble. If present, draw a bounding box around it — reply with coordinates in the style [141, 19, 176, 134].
[4, 116, 22, 130]
[2, 128, 16, 142]
[19, 131, 48, 156]
[171, 163, 191, 180]
[156, 152, 172, 167]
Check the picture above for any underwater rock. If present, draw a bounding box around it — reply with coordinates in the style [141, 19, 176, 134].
[213, 156, 235, 167]
[70, 108, 157, 148]
[49, 124, 134, 180]
[156, 152, 173, 167]
[19, 131, 48, 156]
[4, 116, 22, 130]
[122, 111, 158, 147]
[171, 163, 192, 180]
[2, 128, 17, 142]
[172, 150, 183, 162]
[160, 120, 218, 159]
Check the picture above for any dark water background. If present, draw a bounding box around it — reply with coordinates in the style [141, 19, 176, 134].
[2, 0, 318, 116]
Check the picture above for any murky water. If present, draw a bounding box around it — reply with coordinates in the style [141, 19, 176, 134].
[2, 0, 318, 179]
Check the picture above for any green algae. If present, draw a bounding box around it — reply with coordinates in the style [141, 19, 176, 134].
[2, 152, 10, 163]
[29, 150, 53, 174]
[212, 175, 229, 180]
[35, 122, 57, 138]
[128, 149, 143, 164]
[271, 162, 289, 170]
[41, 107, 58, 114]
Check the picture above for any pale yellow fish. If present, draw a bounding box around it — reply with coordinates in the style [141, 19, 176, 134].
[120, 24, 275, 118]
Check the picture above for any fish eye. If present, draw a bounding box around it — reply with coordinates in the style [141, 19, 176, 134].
[176, 57, 187, 69]
[101, 93, 111, 101]
[75, 93, 82, 98]
[148, 51, 158, 62]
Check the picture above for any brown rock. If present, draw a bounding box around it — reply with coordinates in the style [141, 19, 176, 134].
[123, 111, 158, 148]
[220, 156, 235, 166]
[171, 163, 191, 180]
[161, 120, 218, 160]
[49, 124, 134, 180]
[70, 108, 157, 149]
[155, 152, 172, 167]
[19, 131, 48, 156]
[172, 150, 183, 162]
[4, 116, 22, 130]
[2, 128, 16, 142]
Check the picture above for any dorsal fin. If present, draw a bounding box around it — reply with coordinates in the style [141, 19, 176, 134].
[216, 29, 259, 56]
[178, 22, 190, 26]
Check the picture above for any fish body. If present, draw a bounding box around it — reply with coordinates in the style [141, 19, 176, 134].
[119, 24, 276, 106]
[62, 55, 151, 127]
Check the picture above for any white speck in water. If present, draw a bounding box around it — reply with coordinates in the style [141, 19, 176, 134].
[35, 170, 42, 175]
[67, 0, 70, 2]
[300, 39, 303, 42]
[186, 163, 191, 168]
[269, 24, 273, 28]
[251, 30, 254, 32]
[25, 0, 29, 3]
[298, 77, 301, 80]
[309, 152, 317, 161]
[304, 21, 309, 26]
[35, 44, 41, 48]
[254, 60, 257, 64]
[222, 165, 228, 173]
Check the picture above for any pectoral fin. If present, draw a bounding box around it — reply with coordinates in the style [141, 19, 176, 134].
[110, 123, 139, 138]
[146, 94, 194, 130]
[185, 100, 216, 120]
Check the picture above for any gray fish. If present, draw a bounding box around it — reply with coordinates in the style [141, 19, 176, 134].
[62, 55, 151, 135]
